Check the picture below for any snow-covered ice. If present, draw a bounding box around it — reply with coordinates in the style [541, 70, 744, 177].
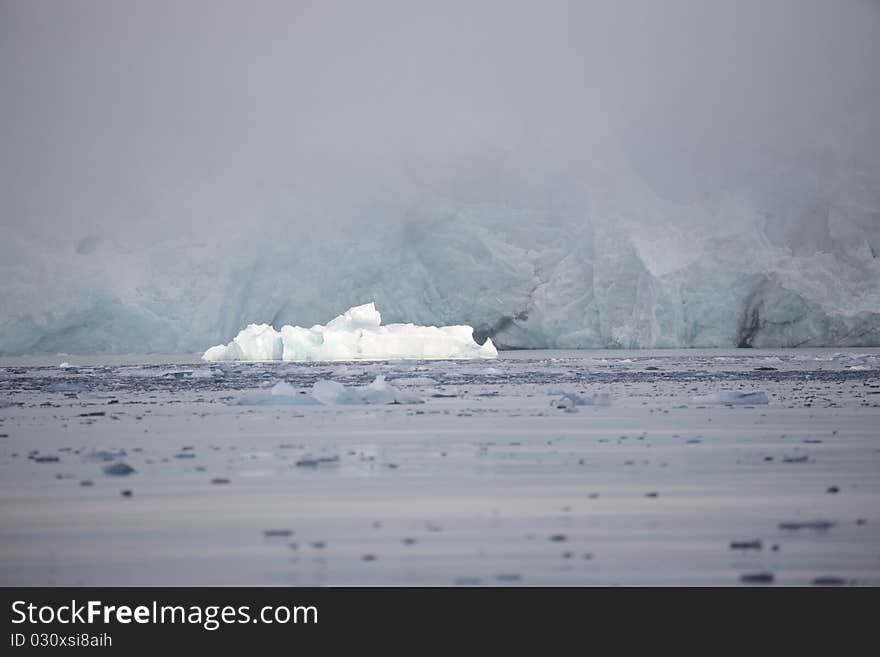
[203, 303, 497, 362]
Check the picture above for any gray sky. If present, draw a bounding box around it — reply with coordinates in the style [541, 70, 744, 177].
[2, 0, 879, 244]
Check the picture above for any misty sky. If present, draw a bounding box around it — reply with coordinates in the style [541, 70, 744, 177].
[2, 0, 879, 244]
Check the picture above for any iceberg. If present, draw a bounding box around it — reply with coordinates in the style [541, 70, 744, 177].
[203, 303, 497, 362]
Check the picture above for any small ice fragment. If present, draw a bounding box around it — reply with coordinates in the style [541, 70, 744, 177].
[103, 462, 136, 476]
[31, 455, 60, 463]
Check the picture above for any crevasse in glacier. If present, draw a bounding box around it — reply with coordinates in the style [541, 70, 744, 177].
[202, 303, 498, 361]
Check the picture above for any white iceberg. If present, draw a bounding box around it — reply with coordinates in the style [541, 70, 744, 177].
[203, 303, 497, 362]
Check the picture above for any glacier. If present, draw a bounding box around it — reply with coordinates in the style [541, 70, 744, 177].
[202, 303, 498, 361]
[1, 149, 879, 355]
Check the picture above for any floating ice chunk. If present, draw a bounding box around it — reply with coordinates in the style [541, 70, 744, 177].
[692, 391, 769, 405]
[58, 362, 71, 368]
[102, 462, 136, 476]
[311, 375, 424, 405]
[233, 380, 320, 406]
[203, 303, 497, 362]
[552, 391, 611, 410]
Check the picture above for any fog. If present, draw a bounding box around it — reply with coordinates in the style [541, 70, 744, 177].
[1, 0, 879, 353]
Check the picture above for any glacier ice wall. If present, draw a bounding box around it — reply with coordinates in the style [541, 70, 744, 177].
[1, 146, 878, 355]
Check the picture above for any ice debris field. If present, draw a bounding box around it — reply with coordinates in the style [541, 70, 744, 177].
[1, 348, 879, 586]
[202, 303, 498, 362]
